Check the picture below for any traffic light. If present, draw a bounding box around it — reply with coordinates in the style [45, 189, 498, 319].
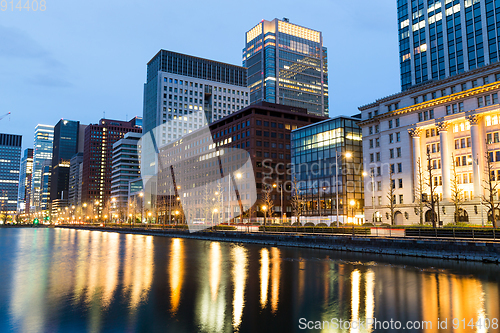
[33, 219, 39, 224]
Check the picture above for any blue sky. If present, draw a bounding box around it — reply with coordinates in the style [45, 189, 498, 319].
[0, 0, 400, 149]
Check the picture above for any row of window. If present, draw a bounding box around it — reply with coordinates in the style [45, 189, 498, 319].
[477, 93, 499, 108]
[426, 142, 441, 153]
[418, 109, 435, 121]
[445, 102, 464, 115]
[413, 73, 500, 105]
[454, 137, 471, 149]
[368, 118, 401, 135]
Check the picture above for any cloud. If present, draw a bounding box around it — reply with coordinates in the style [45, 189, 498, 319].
[0, 24, 70, 87]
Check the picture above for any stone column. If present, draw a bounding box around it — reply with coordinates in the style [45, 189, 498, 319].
[467, 115, 483, 199]
[408, 128, 422, 203]
[437, 121, 451, 201]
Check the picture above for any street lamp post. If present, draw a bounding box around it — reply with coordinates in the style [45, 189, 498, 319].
[335, 151, 352, 228]
[262, 205, 267, 227]
[273, 183, 284, 224]
[349, 199, 356, 224]
[139, 192, 144, 223]
[212, 208, 218, 230]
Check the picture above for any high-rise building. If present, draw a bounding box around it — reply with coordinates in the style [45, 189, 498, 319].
[40, 160, 51, 213]
[17, 148, 34, 215]
[0, 133, 22, 216]
[31, 124, 53, 212]
[143, 50, 249, 138]
[243, 18, 328, 116]
[398, 0, 500, 91]
[81, 118, 142, 213]
[110, 132, 142, 218]
[50, 120, 86, 212]
[68, 152, 83, 207]
[291, 116, 363, 223]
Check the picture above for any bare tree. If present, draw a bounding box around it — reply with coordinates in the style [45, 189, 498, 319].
[290, 176, 305, 226]
[450, 153, 464, 225]
[414, 157, 426, 225]
[425, 151, 437, 228]
[482, 152, 500, 228]
[262, 184, 274, 225]
[386, 169, 396, 225]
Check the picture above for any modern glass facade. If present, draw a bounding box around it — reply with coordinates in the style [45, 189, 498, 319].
[399, 0, 500, 91]
[0, 133, 22, 215]
[17, 148, 33, 213]
[291, 117, 363, 223]
[31, 124, 53, 211]
[243, 18, 328, 116]
[50, 120, 82, 204]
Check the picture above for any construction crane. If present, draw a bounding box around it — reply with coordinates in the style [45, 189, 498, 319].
[0, 112, 11, 121]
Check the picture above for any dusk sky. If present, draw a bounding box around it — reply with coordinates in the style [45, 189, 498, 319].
[0, 0, 400, 149]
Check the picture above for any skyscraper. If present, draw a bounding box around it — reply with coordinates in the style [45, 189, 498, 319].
[18, 148, 33, 215]
[50, 119, 86, 212]
[143, 50, 249, 138]
[398, 0, 500, 91]
[0, 133, 22, 217]
[31, 124, 53, 212]
[81, 118, 142, 213]
[68, 152, 83, 207]
[110, 132, 142, 218]
[243, 18, 328, 116]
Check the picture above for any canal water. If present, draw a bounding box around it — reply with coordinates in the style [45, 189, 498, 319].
[0, 228, 499, 333]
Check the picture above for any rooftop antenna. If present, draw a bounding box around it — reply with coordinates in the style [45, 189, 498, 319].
[103, 111, 105, 119]
[126, 113, 128, 121]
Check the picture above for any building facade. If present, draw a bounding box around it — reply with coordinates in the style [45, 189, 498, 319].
[68, 152, 83, 207]
[81, 118, 142, 213]
[31, 124, 53, 212]
[40, 160, 51, 214]
[359, 62, 500, 225]
[291, 116, 363, 224]
[143, 50, 249, 138]
[153, 102, 326, 223]
[50, 120, 86, 212]
[398, 0, 500, 91]
[243, 18, 328, 116]
[0, 133, 22, 216]
[17, 148, 33, 215]
[110, 132, 142, 218]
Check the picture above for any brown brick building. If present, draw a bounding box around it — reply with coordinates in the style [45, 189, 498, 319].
[155, 102, 326, 222]
[81, 118, 142, 214]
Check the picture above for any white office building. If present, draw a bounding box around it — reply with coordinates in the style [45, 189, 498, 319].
[359, 62, 500, 226]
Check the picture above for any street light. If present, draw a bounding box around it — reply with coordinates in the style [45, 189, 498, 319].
[334, 151, 352, 227]
[139, 192, 144, 223]
[262, 205, 267, 226]
[349, 199, 356, 224]
[273, 183, 284, 224]
[212, 208, 218, 229]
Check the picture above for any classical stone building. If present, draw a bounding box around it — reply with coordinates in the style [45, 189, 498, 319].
[359, 63, 500, 226]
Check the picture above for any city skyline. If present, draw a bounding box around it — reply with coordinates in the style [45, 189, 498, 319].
[0, 0, 399, 150]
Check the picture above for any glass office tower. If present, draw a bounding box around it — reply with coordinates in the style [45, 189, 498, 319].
[291, 116, 363, 223]
[18, 148, 33, 214]
[0, 133, 22, 216]
[31, 124, 53, 211]
[243, 18, 328, 116]
[399, 0, 500, 91]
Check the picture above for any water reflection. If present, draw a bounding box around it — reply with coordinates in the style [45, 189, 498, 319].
[260, 248, 269, 309]
[2, 228, 500, 333]
[231, 246, 248, 331]
[169, 238, 184, 315]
